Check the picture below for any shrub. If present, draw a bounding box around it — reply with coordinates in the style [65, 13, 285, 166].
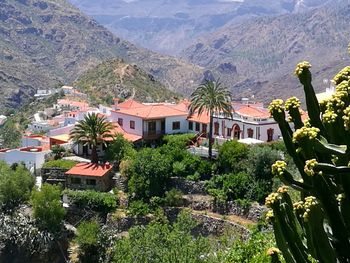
[164, 188, 183, 207]
[51, 145, 66, 160]
[217, 140, 249, 173]
[64, 189, 118, 214]
[31, 184, 66, 233]
[0, 162, 35, 211]
[42, 159, 77, 169]
[128, 200, 151, 217]
[162, 133, 195, 148]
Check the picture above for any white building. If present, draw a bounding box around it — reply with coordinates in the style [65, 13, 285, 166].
[0, 146, 51, 171]
[110, 99, 188, 140]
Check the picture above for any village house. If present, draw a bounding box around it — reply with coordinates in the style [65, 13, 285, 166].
[187, 100, 281, 143]
[0, 146, 51, 171]
[110, 99, 189, 141]
[65, 162, 114, 191]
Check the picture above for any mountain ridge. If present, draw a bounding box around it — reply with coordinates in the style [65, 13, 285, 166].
[181, 1, 350, 103]
[0, 0, 203, 110]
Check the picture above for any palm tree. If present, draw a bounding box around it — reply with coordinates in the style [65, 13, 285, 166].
[70, 113, 114, 163]
[189, 79, 233, 159]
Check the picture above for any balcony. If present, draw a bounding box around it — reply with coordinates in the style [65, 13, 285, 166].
[143, 130, 165, 140]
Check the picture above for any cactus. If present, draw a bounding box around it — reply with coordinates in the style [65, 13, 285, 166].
[267, 59, 350, 263]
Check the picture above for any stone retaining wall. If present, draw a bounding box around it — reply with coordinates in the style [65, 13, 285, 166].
[41, 167, 68, 186]
[169, 177, 207, 195]
[106, 207, 251, 239]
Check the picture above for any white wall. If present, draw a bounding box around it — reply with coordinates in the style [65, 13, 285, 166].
[165, 116, 188, 134]
[110, 111, 143, 136]
[0, 149, 50, 169]
[214, 117, 281, 142]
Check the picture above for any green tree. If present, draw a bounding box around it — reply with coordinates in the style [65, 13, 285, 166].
[70, 113, 113, 163]
[0, 119, 21, 149]
[104, 133, 135, 166]
[189, 79, 232, 159]
[0, 162, 34, 211]
[31, 184, 66, 233]
[74, 221, 101, 263]
[128, 148, 172, 201]
[217, 140, 249, 173]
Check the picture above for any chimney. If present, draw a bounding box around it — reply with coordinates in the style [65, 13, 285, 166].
[105, 162, 110, 169]
[112, 98, 120, 111]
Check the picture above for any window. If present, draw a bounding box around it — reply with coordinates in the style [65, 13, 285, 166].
[71, 177, 81, 184]
[130, 120, 135, 129]
[195, 122, 200, 132]
[214, 122, 219, 135]
[172, 121, 180, 130]
[227, 128, 232, 137]
[86, 179, 96, 186]
[202, 124, 207, 133]
[247, 128, 254, 138]
[118, 118, 123, 127]
[188, 121, 193, 130]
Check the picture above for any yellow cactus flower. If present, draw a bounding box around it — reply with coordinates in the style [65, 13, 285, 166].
[285, 97, 301, 111]
[271, 160, 287, 176]
[304, 159, 318, 176]
[268, 99, 284, 115]
[295, 61, 312, 76]
[293, 126, 320, 143]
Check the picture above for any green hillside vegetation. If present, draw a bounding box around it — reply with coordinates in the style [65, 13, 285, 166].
[74, 59, 179, 105]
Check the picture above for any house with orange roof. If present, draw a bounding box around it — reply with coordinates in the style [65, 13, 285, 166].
[65, 162, 114, 191]
[211, 101, 281, 142]
[55, 99, 89, 111]
[110, 99, 189, 140]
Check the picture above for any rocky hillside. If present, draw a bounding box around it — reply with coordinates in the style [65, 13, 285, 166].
[0, 0, 203, 110]
[69, 0, 330, 55]
[182, 0, 350, 103]
[74, 59, 179, 105]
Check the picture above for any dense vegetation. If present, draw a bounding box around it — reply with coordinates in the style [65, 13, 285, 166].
[0, 131, 282, 262]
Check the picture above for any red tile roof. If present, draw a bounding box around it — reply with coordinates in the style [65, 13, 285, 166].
[234, 105, 270, 119]
[108, 123, 142, 142]
[188, 110, 210, 124]
[116, 104, 188, 120]
[117, 99, 145, 109]
[65, 163, 113, 177]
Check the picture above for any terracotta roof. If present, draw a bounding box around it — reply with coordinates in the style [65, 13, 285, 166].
[116, 104, 188, 119]
[117, 99, 145, 109]
[57, 99, 89, 109]
[65, 163, 113, 177]
[234, 105, 270, 119]
[108, 123, 142, 142]
[188, 111, 210, 124]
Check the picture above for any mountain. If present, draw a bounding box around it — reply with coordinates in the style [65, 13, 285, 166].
[69, 0, 330, 55]
[0, 0, 203, 110]
[74, 59, 178, 105]
[181, 1, 350, 103]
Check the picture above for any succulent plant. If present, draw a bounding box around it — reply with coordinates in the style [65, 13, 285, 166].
[267, 58, 350, 263]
